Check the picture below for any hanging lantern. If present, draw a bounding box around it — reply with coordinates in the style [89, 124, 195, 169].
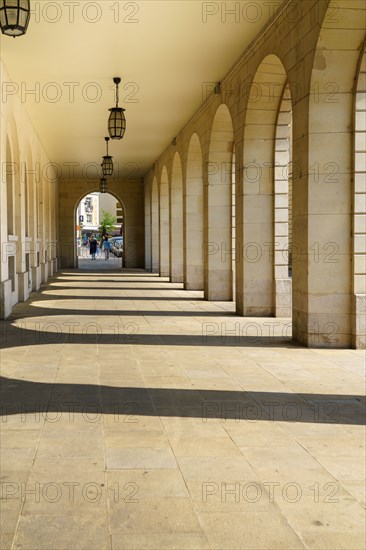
[0, 0, 30, 37]
[99, 177, 108, 194]
[108, 77, 126, 140]
[101, 137, 113, 177]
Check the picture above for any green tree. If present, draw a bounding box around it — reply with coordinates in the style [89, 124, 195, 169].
[99, 210, 116, 235]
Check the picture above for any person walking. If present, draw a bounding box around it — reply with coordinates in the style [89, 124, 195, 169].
[89, 235, 97, 260]
[103, 237, 111, 260]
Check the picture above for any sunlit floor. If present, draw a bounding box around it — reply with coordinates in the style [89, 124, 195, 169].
[1, 262, 365, 549]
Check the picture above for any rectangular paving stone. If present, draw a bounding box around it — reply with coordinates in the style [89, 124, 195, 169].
[106, 469, 189, 498]
[111, 532, 210, 549]
[12, 513, 110, 550]
[106, 447, 178, 470]
[109, 497, 202, 534]
[169, 436, 243, 458]
[196, 511, 305, 549]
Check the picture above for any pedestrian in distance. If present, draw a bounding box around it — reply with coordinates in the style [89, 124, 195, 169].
[89, 235, 97, 260]
[103, 237, 111, 260]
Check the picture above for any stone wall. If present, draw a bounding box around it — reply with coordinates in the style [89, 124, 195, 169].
[0, 62, 59, 319]
[144, 0, 366, 348]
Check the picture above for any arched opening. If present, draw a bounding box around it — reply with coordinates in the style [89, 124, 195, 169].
[231, 146, 236, 301]
[35, 178, 43, 240]
[159, 166, 170, 277]
[74, 191, 124, 268]
[170, 153, 183, 282]
[206, 104, 234, 301]
[23, 149, 36, 293]
[274, 82, 293, 317]
[151, 177, 159, 273]
[293, 2, 366, 347]
[9, 121, 23, 298]
[42, 174, 50, 281]
[30, 164, 41, 290]
[6, 138, 14, 236]
[185, 133, 204, 290]
[5, 136, 16, 301]
[238, 54, 288, 317]
[144, 181, 152, 271]
[353, 44, 366, 348]
[38, 175, 45, 280]
[24, 171, 29, 238]
[22, 168, 32, 295]
[49, 179, 58, 274]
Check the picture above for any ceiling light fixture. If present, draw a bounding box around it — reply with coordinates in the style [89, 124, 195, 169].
[108, 77, 126, 140]
[0, 0, 30, 37]
[99, 177, 108, 194]
[101, 137, 113, 177]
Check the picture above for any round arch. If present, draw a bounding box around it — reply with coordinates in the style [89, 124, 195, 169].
[274, 82, 293, 317]
[24, 146, 35, 241]
[353, 42, 366, 348]
[5, 136, 15, 237]
[6, 115, 21, 242]
[4, 136, 17, 303]
[159, 166, 170, 277]
[73, 189, 126, 268]
[293, 1, 366, 347]
[170, 152, 183, 282]
[151, 177, 159, 273]
[238, 54, 289, 317]
[23, 145, 37, 293]
[144, 181, 152, 271]
[206, 103, 235, 301]
[5, 116, 22, 303]
[185, 132, 204, 290]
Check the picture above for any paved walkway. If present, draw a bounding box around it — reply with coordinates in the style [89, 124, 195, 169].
[1, 265, 365, 549]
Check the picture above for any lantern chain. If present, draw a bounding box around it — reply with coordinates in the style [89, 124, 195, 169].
[116, 81, 119, 108]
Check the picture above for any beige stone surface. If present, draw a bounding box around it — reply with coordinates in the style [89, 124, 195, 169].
[1, 264, 365, 548]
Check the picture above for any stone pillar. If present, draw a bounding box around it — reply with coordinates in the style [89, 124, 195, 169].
[204, 105, 233, 301]
[144, 183, 152, 271]
[170, 154, 183, 282]
[292, 100, 353, 348]
[151, 178, 159, 273]
[353, 49, 366, 349]
[159, 168, 170, 277]
[184, 134, 204, 290]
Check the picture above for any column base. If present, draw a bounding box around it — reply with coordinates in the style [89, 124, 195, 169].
[41, 262, 49, 284]
[275, 277, 292, 318]
[0, 279, 14, 319]
[185, 266, 204, 291]
[18, 271, 32, 302]
[292, 309, 352, 348]
[352, 294, 366, 349]
[32, 266, 42, 291]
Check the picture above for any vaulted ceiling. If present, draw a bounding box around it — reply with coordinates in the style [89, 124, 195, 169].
[1, 0, 285, 180]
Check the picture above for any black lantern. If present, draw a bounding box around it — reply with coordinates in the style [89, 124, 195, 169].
[0, 0, 30, 37]
[99, 177, 108, 194]
[101, 137, 113, 177]
[108, 77, 126, 140]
